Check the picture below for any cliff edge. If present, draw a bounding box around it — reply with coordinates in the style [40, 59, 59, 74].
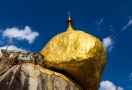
[0, 58, 82, 90]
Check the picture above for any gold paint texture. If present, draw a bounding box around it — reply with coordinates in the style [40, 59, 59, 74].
[40, 29, 106, 90]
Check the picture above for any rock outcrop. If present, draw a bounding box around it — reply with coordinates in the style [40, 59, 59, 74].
[0, 57, 13, 75]
[0, 59, 82, 90]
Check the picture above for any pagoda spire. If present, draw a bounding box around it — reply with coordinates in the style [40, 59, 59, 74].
[66, 11, 74, 30]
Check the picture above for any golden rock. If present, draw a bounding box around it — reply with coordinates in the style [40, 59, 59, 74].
[40, 13, 106, 90]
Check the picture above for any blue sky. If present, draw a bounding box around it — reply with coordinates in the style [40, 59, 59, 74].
[0, 0, 132, 89]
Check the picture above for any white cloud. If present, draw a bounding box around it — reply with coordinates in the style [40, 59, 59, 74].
[122, 18, 132, 31]
[2, 26, 39, 44]
[102, 36, 114, 51]
[117, 87, 124, 90]
[99, 80, 124, 90]
[99, 80, 116, 90]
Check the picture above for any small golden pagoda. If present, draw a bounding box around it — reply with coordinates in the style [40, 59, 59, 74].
[41, 12, 106, 90]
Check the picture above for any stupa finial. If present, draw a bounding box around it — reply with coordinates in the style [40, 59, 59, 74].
[68, 11, 71, 20]
[66, 11, 74, 30]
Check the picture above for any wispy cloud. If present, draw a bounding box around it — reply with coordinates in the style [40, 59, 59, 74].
[122, 18, 132, 31]
[109, 25, 115, 32]
[123, 72, 132, 82]
[99, 80, 124, 90]
[0, 40, 3, 45]
[127, 86, 132, 89]
[98, 18, 104, 25]
[123, 73, 132, 89]
[2, 26, 39, 44]
[128, 72, 132, 81]
[95, 18, 104, 31]
[102, 36, 114, 51]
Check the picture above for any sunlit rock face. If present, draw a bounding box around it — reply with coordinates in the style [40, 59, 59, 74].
[0, 63, 82, 90]
[41, 29, 106, 90]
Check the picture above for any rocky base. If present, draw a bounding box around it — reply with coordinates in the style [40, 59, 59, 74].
[0, 61, 82, 90]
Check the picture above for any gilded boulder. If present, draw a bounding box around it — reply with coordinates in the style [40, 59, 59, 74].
[41, 29, 106, 90]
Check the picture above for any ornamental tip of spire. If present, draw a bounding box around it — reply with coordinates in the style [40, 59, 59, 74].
[68, 11, 71, 20]
[66, 11, 74, 30]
